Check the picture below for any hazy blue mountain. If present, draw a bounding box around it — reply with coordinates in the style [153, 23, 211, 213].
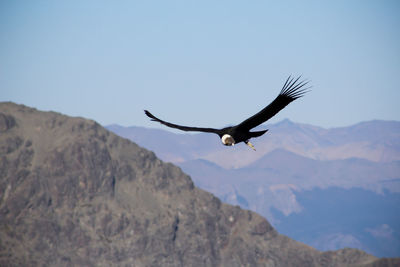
[176, 151, 400, 257]
[107, 119, 400, 168]
[272, 187, 400, 258]
[106, 120, 400, 257]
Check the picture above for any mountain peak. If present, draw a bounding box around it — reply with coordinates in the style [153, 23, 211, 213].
[275, 118, 294, 126]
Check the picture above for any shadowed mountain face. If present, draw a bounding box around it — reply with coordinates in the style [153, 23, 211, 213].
[0, 102, 398, 266]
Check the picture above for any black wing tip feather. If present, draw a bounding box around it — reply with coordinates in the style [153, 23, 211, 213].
[280, 75, 311, 100]
[144, 110, 160, 122]
[144, 110, 152, 117]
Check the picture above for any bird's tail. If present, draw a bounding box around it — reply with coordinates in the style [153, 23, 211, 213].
[249, 129, 268, 138]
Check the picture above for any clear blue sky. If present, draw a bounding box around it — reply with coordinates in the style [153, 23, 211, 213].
[1, 0, 399, 129]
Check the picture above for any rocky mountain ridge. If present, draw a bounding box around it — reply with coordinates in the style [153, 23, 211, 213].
[0, 102, 398, 266]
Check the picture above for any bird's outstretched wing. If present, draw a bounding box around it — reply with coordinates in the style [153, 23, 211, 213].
[236, 76, 310, 131]
[144, 110, 222, 134]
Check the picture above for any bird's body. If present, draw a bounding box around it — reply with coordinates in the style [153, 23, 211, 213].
[145, 76, 310, 150]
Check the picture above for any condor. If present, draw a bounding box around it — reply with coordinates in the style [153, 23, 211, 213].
[145, 76, 310, 151]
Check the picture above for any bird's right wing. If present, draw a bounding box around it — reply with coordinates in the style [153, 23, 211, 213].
[144, 110, 222, 134]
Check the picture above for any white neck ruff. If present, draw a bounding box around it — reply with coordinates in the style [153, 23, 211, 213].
[221, 134, 235, 146]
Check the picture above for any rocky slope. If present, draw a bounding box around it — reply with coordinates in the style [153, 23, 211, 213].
[0, 102, 397, 266]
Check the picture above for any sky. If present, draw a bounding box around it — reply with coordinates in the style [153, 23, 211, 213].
[1, 0, 399, 130]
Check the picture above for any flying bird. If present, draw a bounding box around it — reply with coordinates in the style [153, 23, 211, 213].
[144, 76, 310, 150]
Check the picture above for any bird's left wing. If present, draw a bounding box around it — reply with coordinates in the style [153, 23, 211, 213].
[236, 76, 310, 131]
[144, 110, 222, 134]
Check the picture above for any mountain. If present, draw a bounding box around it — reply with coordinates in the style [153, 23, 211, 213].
[272, 187, 400, 258]
[106, 120, 400, 257]
[179, 151, 400, 257]
[3, 102, 397, 266]
[107, 119, 400, 169]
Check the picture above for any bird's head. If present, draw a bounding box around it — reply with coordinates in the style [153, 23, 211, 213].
[221, 134, 235, 146]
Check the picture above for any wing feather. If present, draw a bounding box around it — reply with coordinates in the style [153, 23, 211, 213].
[236, 76, 310, 131]
[144, 110, 222, 134]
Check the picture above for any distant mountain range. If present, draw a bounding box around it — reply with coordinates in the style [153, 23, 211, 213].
[107, 119, 400, 257]
[4, 102, 398, 266]
[107, 119, 400, 169]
